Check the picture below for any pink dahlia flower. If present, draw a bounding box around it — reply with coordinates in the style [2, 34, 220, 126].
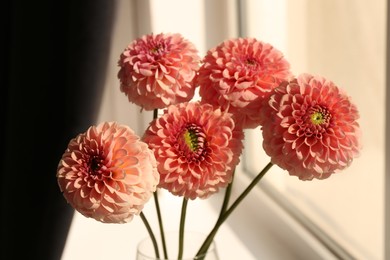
[261, 74, 361, 180]
[142, 102, 244, 199]
[197, 37, 292, 129]
[57, 122, 159, 223]
[118, 33, 201, 110]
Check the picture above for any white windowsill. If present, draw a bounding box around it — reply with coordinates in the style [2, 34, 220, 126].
[61, 185, 258, 260]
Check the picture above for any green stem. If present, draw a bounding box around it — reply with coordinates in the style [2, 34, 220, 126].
[154, 191, 168, 259]
[218, 169, 235, 218]
[196, 162, 274, 259]
[151, 108, 168, 259]
[178, 198, 189, 260]
[140, 212, 160, 259]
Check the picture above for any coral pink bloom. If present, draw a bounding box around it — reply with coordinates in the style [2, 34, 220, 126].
[261, 74, 361, 180]
[197, 37, 292, 129]
[142, 102, 244, 199]
[57, 122, 159, 223]
[118, 33, 201, 110]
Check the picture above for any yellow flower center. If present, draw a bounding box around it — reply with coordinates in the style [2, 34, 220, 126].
[310, 111, 325, 125]
[176, 123, 207, 161]
[183, 129, 199, 151]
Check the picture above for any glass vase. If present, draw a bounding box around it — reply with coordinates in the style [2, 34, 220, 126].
[136, 231, 219, 260]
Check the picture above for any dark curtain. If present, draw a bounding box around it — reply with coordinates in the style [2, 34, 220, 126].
[1, 1, 116, 259]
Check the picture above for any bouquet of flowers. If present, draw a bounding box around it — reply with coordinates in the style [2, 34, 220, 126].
[56, 32, 361, 259]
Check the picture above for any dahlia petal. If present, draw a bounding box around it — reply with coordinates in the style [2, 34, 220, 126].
[160, 95, 171, 105]
[142, 102, 244, 199]
[118, 33, 201, 110]
[236, 81, 253, 90]
[329, 137, 340, 150]
[163, 158, 180, 171]
[156, 79, 170, 91]
[295, 145, 309, 160]
[212, 133, 229, 147]
[83, 199, 99, 211]
[222, 69, 231, 78]
[291, 136, 305, 150]
[198, 38, 291, 129]
[305, 136, 317, 147]
[123, 168, 141, 183]
[189, 166, 202, 179]
[57, 122, 159, 223]
[105, 191, 128, 204]
[287, 124, 300, 134]
[263, 74, 361, 180]
[73, 191, 86, 209]
[100, 201, 115, 213]
[159, 64, 168, 74]
[310, 141, 323, 156]
[164, 73, 176, 84]
[74, 178, 83, 189]
[79, 185, 90, 199]
[281, 116, 294, 128]
[113, 156, 139, 169]
[111, 169, 126, 181]
[164, 173, 179, 183]
[70, 151, 81, 163]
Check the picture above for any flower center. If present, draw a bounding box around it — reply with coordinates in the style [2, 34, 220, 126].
[310, 111, 326, 125]
[245, 57, 258, 66]
[147, 39, 168, 59]
[88, 155, 104, 177]
[300, 105, 332, 138]
[177, 123, 207, 161]
[307, 106, 331, 127]
[183, 129, 199, 151]
[91, 156, 101, 171]
[237, 55, 262, 76]
[150, 44, 163, 54]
